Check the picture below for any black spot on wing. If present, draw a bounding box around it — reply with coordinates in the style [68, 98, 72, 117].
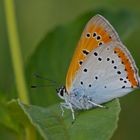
[114, 66, 117, 69]
[120, 78, 123, 81]
[117, 71, 121, 74]
[82, 50, 89, 55]
[93, 32, 96, 37]
[94, 52, 98, 56]
[86, 33, 91, 38]
[99, 42, 103, 46]
[112, 60, 115, 64]
[89, 84, 91, 87]
[107, 58, 110, 61]
[122, 86, 125, 89]
[83, 68, 87, 72]
[95, 76, 98, 80]
[79, 60, 83, 65]
[98, 57, 102, 61]
[97, 35, 101, 40]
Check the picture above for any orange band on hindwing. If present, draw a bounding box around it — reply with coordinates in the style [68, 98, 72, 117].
[114, 47, 138, 87]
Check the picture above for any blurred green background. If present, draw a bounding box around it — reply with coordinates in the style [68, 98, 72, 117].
[0, 0, 140, 140]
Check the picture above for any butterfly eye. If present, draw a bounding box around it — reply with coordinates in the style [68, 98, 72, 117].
[57, 86, 66, 99]
[60, 89, 64, 96]
[86, 33, 91, 38]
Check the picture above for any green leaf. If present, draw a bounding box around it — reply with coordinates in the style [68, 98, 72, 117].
[0, 92, 21, 134]
[8, 99, 120, 140]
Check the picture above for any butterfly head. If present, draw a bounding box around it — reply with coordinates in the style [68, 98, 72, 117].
[56, 86, 67, 100]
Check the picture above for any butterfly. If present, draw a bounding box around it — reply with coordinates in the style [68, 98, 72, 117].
[56, 14, 140, 120]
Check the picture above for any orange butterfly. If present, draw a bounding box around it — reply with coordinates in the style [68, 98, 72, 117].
[57, 14, 140, 120]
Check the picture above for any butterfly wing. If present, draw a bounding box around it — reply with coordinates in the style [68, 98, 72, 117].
[66, 14, 121, 93]
[70, 42, 140, 104]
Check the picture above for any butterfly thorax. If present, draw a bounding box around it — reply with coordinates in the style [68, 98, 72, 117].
[57, 86, 96, 110]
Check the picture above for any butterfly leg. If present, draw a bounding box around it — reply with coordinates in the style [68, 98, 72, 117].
[60, 102, 70, 117]
[67, 103, 75, 121]
[60, 102, 75, 120]
[88, 100, 107, 109]
[60, 103, 65, 117]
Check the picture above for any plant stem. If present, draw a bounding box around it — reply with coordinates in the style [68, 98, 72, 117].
[25, 125, 37, 140]
[4, 0, 36, 140]
[4, 0, 29, 104]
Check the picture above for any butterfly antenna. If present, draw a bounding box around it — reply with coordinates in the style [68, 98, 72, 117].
[33, 73, 58, 85]
[31, 84, 56, 89]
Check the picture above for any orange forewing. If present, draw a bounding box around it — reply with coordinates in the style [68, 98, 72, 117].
[66, 15, 120, 93]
